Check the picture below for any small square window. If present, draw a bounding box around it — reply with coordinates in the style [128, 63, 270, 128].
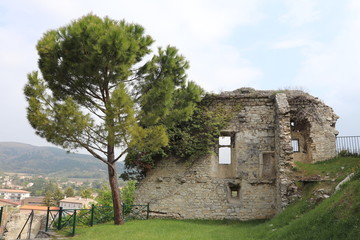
[228, 183, 240, 201]
[219, 136, 231, 145]
[292, 139, 300, 152]
[231, 190, 239, 198]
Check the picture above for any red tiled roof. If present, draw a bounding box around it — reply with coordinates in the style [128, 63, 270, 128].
[0, 199, 21, 205]
[0, 189, 30, 193]
[20, 205, 59, 211]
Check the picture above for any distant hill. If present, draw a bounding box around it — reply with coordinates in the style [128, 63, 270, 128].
[0, 142, 124, 178]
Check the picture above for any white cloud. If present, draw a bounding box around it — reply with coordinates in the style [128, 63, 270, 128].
[295, 7, 360, 89]
[280, 0, 320, 26]
[0, 0, 266, 146]
[188, 44, 262, 92]
[25, 0, 265, 92]
[215, 66, 262, 90]
[271, 39, 308, 49]
[294, 1, 360, 135]
[22, 0, 264, 45]
[270, 38, 322, 50]
[26, 0, 84, 22]
[169, 0, 264, 42]
[0, 28, 35, 69]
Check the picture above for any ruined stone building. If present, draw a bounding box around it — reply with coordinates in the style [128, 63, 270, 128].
[135, 88, 339, 220]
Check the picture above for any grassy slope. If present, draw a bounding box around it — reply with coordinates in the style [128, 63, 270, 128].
[71, 157, 360, 240]
[294, 157, 360, 180]
[263, 156, 360, 240]
[264, 179, 360, 240]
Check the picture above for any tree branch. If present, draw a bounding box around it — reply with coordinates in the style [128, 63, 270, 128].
[66, 134, 115, 171]
[114, 148, 128, 162]
[79, 141, 115, 171]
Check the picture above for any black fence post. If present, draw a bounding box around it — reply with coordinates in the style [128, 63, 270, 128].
[0, 206, 3, 226]
[72, 210, 77, 236]
[45, 207, 50, 232]
[57, 207, 63, 230]
[146, 203, 150, 219]
[90, 204, 95, 227]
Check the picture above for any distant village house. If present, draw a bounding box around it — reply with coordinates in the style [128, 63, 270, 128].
[21, 196, 45, 206]
[0, 189, 30, 202]
[59, 197, 96, 209]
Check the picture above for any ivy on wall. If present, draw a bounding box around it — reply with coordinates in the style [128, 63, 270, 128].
[121, 94, 240, 180]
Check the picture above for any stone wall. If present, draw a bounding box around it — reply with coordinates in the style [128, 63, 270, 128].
[2, 212, 44, 240]
[135, 89, 338, 220]
[135, 155, 277, 220]
[288, 92, 339, 162]
[274, 93, 295, 211]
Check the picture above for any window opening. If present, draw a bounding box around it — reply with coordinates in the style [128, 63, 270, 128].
[219, 136, 231, 164]
[228, 183, 240, 200]
[231, 189, 239, 198]
[292, 139, 300, 152]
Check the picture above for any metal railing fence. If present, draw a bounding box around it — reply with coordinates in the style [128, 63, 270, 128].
[45, 203, 150, 236]
[16, 210, 34, 239]
[336, 136, 360, 155]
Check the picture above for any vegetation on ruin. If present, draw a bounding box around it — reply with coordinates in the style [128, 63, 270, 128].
[166, 99, 235, 162]
[122, 95, 235, 180]
[70, 156, 360, 240]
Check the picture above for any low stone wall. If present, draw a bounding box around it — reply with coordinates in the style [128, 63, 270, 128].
[2, 212, 44, 240]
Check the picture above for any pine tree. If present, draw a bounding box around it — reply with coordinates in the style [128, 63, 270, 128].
[24, 14, 202, 225]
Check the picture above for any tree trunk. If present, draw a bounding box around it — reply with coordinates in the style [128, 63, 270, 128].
[107, 145, 124, 225]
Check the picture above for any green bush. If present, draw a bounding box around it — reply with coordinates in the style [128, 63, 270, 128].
[339, 150, 360, 158]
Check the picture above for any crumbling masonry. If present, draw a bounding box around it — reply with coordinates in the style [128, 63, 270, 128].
[135, 88, 339, 220]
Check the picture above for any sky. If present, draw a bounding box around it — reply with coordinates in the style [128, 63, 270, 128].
[1, 0, 360, 150]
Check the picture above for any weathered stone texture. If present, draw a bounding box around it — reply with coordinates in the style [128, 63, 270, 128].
[135, 88, 338, 220]
[135, 156, 276, 220]
[288, 92, 339, 162]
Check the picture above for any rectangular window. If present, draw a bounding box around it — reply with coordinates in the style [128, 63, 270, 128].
[219, 136, 232, 164]
[292, 139, 300, 152]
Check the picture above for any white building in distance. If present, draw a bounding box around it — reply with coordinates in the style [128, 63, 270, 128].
[0, 189, 31, 201]
[59, 197, 96, 209]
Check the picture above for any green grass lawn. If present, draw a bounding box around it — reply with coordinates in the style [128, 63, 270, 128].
[72, 219, 264, 240]
[70, 157, 360, 240]
[71, 179, 360, 240]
